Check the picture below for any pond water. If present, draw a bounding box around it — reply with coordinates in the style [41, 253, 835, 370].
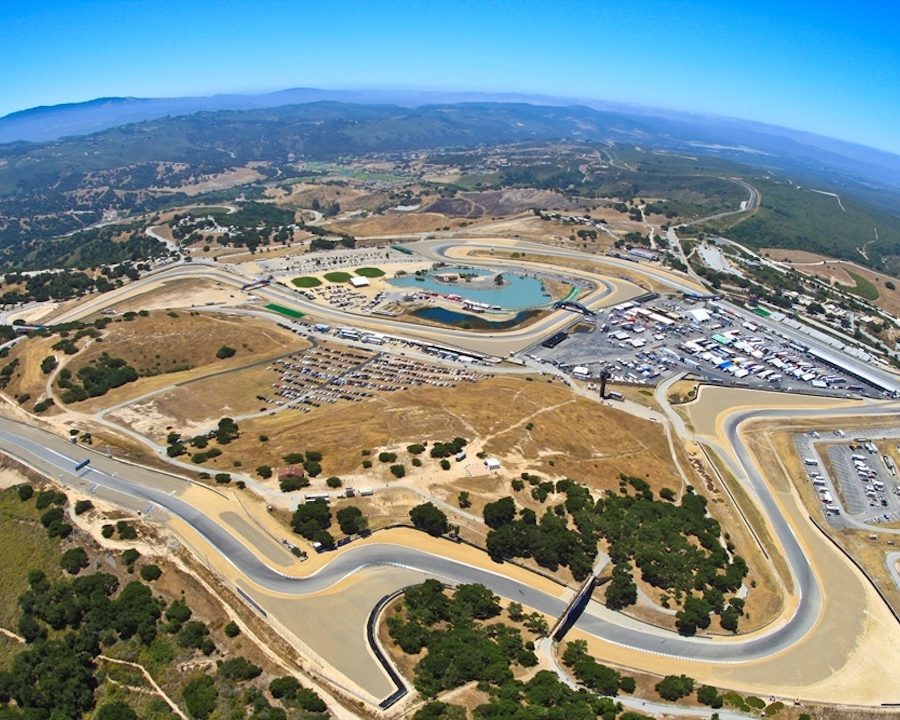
[390, 267, 552, 311]
[412, 306, 541, 329]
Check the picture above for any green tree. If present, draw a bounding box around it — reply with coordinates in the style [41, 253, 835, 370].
[295, 688, 327, 713]
[60, 547, 90, 574]
[453, 584, 501, 620]
[256, 465, 273, 479]
[291, 500, 331, 539]
[224, 621, 241, 638]
[483, 497, 516, 529]
[336, 506, 368, 535]
[269, 676, 300, 700]
[182, 675, 218, 719]
[122, 548, 140, 570]
[96, 700, 138, 720]
[656, 674, 695, 701]
[74, 499, 94, 515]
[697, 685, 724, 708]
[217, 657, 262, 681]
[40, 356, 58, 374]
[140, 564, 162, 582]
[410, 503, 448, 536]
[605, 563, 638, 609]
[675, 596, 712, 635]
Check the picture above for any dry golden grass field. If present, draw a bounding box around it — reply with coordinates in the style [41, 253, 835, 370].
[331, 211, 463, 236]
[60, 311, 304, 410]
[196, 374, 691, 495]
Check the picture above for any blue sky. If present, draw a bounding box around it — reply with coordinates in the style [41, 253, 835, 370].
[1, 0, 898, 153]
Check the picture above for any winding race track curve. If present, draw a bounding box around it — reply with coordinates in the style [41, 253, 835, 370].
[1, 399, 897, 666]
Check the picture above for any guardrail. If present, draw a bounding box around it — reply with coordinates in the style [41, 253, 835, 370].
[368, 588, 410, 710]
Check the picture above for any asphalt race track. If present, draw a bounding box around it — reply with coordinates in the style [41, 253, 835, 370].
[1, 399, 897, 664]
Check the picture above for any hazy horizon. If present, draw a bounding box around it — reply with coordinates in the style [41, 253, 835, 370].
[2, 0, 898, 153]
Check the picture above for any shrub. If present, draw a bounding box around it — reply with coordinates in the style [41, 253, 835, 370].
[697, 685, 724, 708]
[96, 701, 138, 720]
[362, 460, 372, 469]
[256, 465, 273, 479]
[33, 398, 54, 413]
[656, 674, 695, 701]
[407, 443, 426, 454]
[60, 547, 90, 574]
[269, 676, 300, 700]
[122, 548, 141, 568]
[16, 484, 33, 501]
[140, 564, 162, 581]
[295, 688, 327, 713]
[116, 520, 138, 540]
[165, 599, 192, 629]
[217, 657, 262, 681]
[280, 475, 309, 492]
[101, 523, 115, 539]
[182, 675, 217, 719]
[177, 621, 210, 649]
[214, 473, 231, 484]
[215, 346, 236, 359]
[390, 464, 406, 478]
[439, 459, 451, 471]
[378, 451, 397, 463]
[326, 476, 342, 488]
[224, 621, 240, 638]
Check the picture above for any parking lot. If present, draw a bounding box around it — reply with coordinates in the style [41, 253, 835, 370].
[524, 296, 885, 398]
[265, 342, 480, 411]
[794, 430, 900, 526]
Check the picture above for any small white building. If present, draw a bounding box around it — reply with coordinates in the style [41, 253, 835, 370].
[572, 366, 590, 379]
[350, 276, 370, 288]
[687, 308, 711, 323]
[484, 458, 501, 471]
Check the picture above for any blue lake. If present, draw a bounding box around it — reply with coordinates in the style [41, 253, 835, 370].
[389, 267, 552, 310]
[413, 306, 541, 329]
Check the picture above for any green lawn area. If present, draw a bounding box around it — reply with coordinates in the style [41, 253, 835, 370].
[844, 270, 880, 301]
[323, 271, 352, 283]
[291, 276, 322, 288]
[0, 486, 62, 627]
[264, 303, 305, 319]
[355, 267, 385, 278]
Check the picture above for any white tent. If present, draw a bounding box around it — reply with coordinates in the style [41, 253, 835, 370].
[687, 308, 711, 322]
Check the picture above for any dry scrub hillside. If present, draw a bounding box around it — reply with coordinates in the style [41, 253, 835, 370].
[200, 375, 680, 492]
[59, 311, 303, 408]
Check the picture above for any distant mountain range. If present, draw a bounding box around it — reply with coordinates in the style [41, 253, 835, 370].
[2, 87, 899, 196]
